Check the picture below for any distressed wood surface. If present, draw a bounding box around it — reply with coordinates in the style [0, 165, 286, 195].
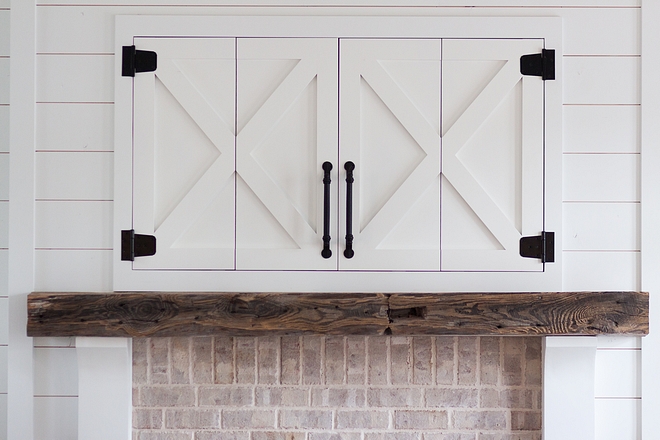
[27, 292, 390, 337]
[27, 291, 648, 337]
[388, 291, 649, 336]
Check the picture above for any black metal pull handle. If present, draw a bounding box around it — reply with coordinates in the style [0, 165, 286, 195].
[344, 161, 355, 259]
[322, 162, 333, 259]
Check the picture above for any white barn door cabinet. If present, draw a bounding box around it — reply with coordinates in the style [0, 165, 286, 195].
[114, 16, 562, 292]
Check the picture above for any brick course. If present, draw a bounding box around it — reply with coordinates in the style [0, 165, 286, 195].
[133, 336, 542, 439]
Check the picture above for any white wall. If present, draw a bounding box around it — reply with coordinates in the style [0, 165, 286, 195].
[5, 0, 644, 438]
[0, 1, 9, 435]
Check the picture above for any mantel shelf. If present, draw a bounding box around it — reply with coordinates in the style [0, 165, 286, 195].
[27, 291, 648, 338]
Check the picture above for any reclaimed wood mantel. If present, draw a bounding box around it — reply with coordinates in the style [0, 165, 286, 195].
[27, 291, 648, 337]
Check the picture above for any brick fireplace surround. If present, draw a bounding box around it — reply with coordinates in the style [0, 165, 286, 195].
[132, 336, 542, 439]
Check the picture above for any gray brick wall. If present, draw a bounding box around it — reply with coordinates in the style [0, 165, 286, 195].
[133, 336, 542, 440]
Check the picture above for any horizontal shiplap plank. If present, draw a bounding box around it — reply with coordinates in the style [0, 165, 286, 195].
[34, 0, 641, 6]
[597, 335, 641, 349]
[564, 57, 640, 105]
[0, 299, 6, 344]
[36, 54, 114, 103]
[0, 202, 7, 248]
[0, 346, 6, 393]
[0, 106, 8, 152]
[595, 350, 640, 397]
[563, 203, 639, 251]
[35, 152, 113, 200]
[0, 153, 7, 200]
[34, 348, 79, 396]
[0, 10, 8, 57]
[0, 58, 8, 105]
[35, 201, 113, 249]
[563, 251, 639, 291]
[563, 154, 639, 202]
[34, 250, 113, 292]
[561, 8, 639, 55]
[564, 106, 639, 153]
[37, 103, 114, 151]
[0, 394, 6, 439]
[36, 6, 638, 56]
[34, 397, 78, 440]
[0, 250, 6, 296]
[595, 399, 640, 440]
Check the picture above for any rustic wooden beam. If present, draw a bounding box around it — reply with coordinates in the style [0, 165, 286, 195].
[388, 291, 649, 336]
[27, 291, 648, 337]
[27, 292, 390, 337]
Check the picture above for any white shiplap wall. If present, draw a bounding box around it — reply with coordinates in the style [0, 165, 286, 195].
[0, 2, 9, 437]
[29, 1, 642, 439]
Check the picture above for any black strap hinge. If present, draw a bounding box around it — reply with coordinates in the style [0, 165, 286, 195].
[122, 45, 157, 77]
[121, 229, 157, 261]
[520, 49, 555, 81]
[520, 231, 555, 263]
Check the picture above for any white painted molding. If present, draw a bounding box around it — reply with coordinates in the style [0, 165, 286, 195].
[8, 1, 36, 439]
[641, 2, 660, 439]
[544, 336, 597, 440]
[76, 337, 132, 440]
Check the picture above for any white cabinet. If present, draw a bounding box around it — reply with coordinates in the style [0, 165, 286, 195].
[339, 39, 441, 271]
[132, 38, 236, 270]
[441, 39, 545, 271]
[236, 38, 338, 270]
[114, 16, 562, 292]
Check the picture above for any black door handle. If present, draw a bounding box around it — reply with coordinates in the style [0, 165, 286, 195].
[344, 161, 355, 259]
[322, 162, 333, 259]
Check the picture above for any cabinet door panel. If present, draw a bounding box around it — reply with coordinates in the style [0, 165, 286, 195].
[441, 39, 544, 271]
[132, 38, 236, 270]
[236, 38, 338, 270]
[339, 39, 441, 271]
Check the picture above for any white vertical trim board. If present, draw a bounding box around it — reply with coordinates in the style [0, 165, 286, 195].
[544, 337, 597, 440]
[8, 1, 35, 440]
[641, 2, 660, 440]
[595, 350, 641, 398]
[76, 338, 131, 440]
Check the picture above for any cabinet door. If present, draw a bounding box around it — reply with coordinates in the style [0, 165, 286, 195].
[132, 38, 236, 270]
[339, 39, 441, 271]
[236, 38, 339, 270]
[441, 39, 544, 271]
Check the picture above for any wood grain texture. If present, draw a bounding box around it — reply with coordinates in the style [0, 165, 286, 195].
[27, 292, 390, 337]
[27, 291, 648, 337]
[388, 292, 648, 336]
